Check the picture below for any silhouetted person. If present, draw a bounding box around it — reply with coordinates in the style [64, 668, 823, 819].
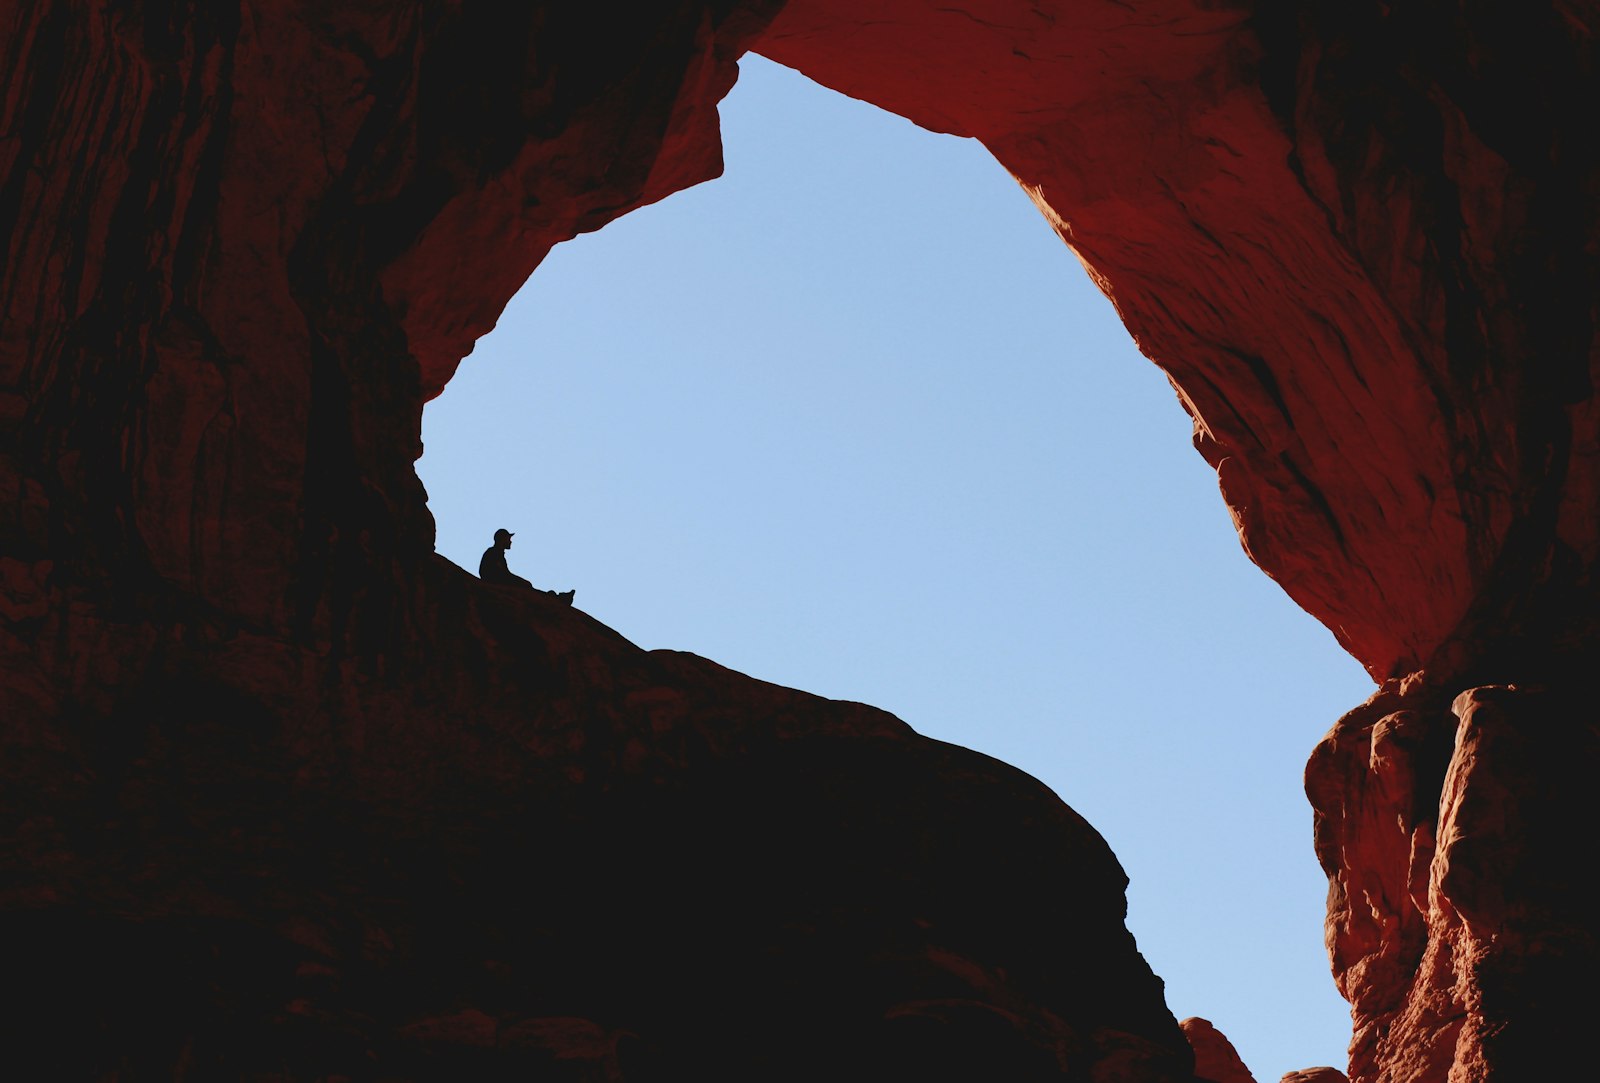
[480, 528, 574, 604]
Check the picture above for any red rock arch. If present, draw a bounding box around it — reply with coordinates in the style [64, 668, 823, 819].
[3, 3, 1595, 1080]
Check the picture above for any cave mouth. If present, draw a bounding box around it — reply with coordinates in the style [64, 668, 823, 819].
[417, 54, 1369, 1080]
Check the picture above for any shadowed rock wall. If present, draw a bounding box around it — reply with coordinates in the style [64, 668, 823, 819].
[0, 2, 1193, 1080]
[758, 3, 1599, 1080]
[3, 1, 1597, 1080]
[759, 0, 1600, 689]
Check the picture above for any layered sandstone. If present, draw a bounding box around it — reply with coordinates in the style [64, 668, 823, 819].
[1183, 1016, 1258, 1083]
[1279, 1071, 1349, 1083]
[757, 0, 1600, 686]
[0, 2, 1193, 1079]
[3, 1, 1597, 1081]
[758, 3, 1600, 1079]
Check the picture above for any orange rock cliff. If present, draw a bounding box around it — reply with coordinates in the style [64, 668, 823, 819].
[3, 2, 1595, 1080]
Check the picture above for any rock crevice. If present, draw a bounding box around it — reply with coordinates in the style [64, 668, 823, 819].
[4, 2, 1597, 1080]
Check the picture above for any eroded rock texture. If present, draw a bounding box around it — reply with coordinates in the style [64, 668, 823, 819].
[0, 2, 1191, 1080]
[1182, 1016, 1258, 1083]
[757, 3, 1599, 1080]
[1307, 681, 1599, 1082]
[1180, 1015, 1347, 1083]
[1279, 1071, 1350, 1083]
[758, 0, 1600, 686]
[3, 1, 1598, 1081]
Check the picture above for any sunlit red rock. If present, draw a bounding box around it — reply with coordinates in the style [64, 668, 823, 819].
[1307, 680, 1599, 1081]
[756, 0, 1600, 689]
[1279, 1070, 1349, 1083]
[760, 3, 1600, 1079]
[1182, 1016, 1258, 1083]
[3, 0, 1598, 1080]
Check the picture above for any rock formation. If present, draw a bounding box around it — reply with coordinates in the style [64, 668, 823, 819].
[1181, 1016, 1350, 1083]
[1183, 1016, 1258, 1083]
[0, 2, 1190, 1079]
[758, 3, 1600, 1079]
[3, 1, 1597, 1081]
[1279, 1070, 1349, 1083]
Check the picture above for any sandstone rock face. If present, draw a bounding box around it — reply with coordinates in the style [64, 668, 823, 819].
[0, 2, 1192, 1079]
[757, 3, 1600, 1079]
[4, 1, 1597, 1081]
[1279, 1070, 1349, 1083]
[1183, 1016, 1259, 1083]
[757, 0, 1600, 688]
[1306, 681, 1599, 1082]
[1182, 1016, 1344, 1083]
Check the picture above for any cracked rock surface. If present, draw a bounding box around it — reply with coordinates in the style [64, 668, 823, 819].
[4, 2, 1598, 1080]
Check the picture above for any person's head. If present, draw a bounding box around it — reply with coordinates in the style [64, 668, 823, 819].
[494, 528, 513, 549]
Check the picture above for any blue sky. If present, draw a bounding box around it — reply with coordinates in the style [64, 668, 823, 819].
[419, 55, 1375, 1081]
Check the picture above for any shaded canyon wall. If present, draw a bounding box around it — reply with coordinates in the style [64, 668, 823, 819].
[1, 2, 1196, 1080]
[756, 1, 1598, 1079]
[3, 1, 1598, 1081]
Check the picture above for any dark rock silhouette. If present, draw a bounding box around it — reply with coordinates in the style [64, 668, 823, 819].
[0, 3, 1189, 1079]
[3, 1, 1597, 1080]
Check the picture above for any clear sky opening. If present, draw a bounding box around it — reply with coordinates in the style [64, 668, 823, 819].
[419, 53, 1375, 1081]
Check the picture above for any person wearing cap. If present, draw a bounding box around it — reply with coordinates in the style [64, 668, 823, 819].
[479, 528, 574, 604]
